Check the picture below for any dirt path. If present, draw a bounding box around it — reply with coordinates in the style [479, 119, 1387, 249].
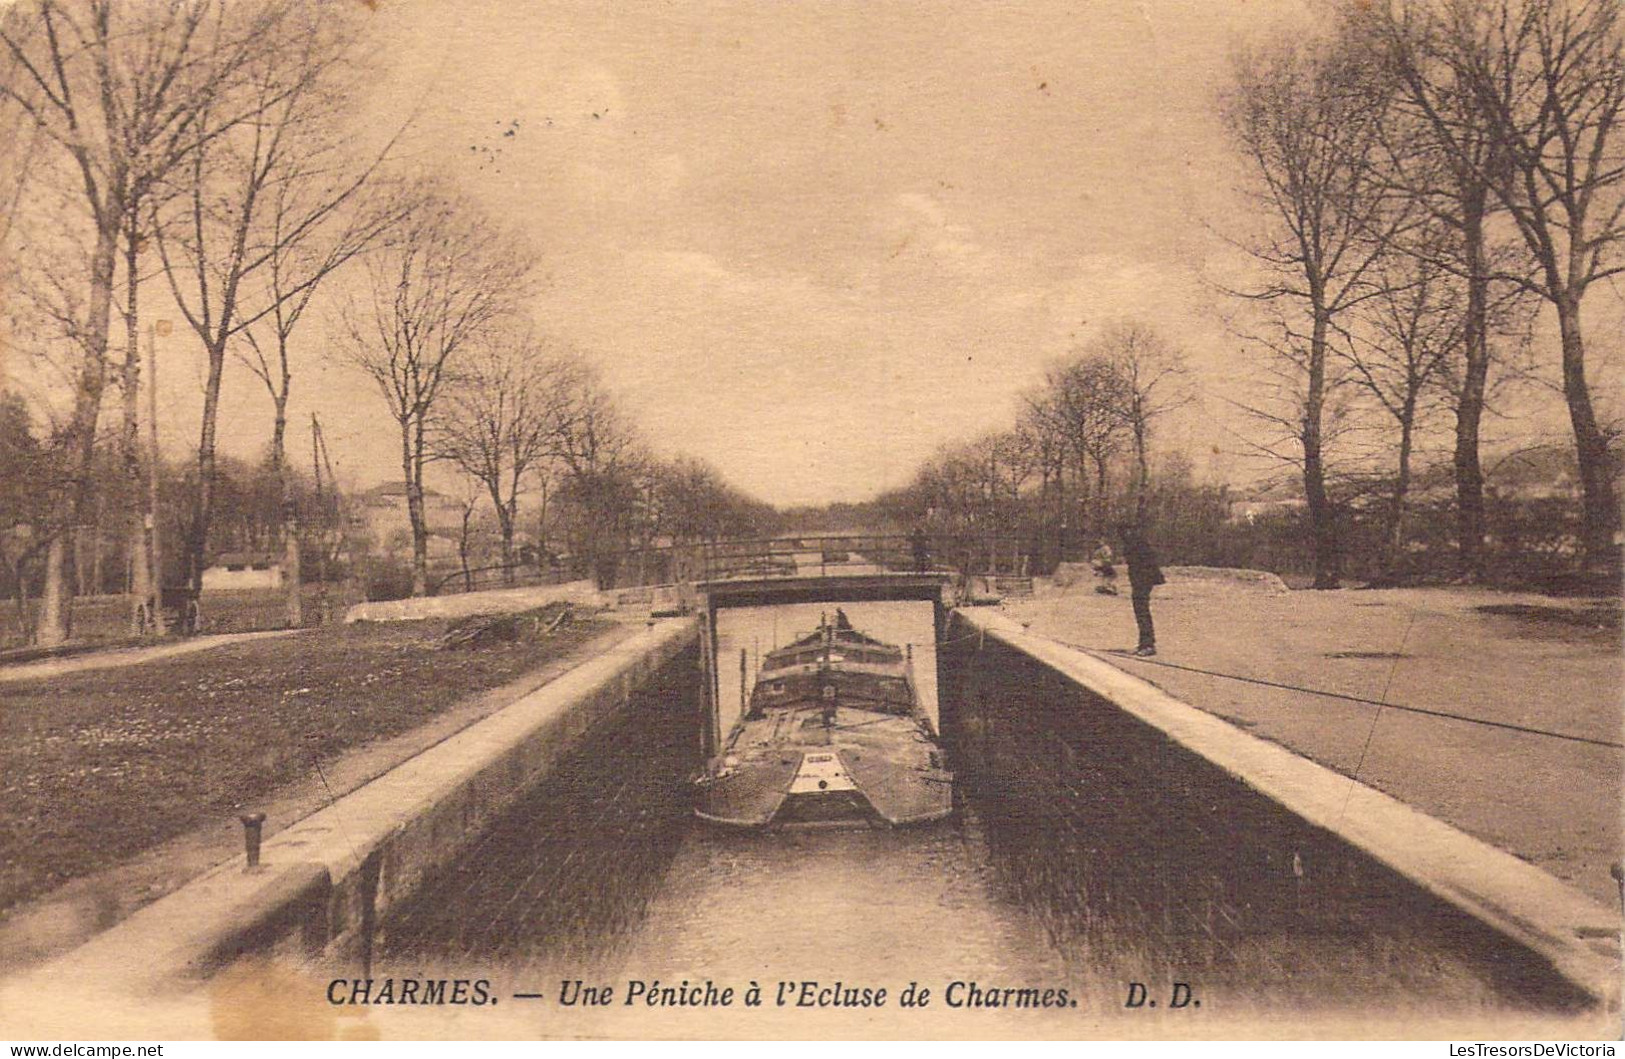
[1002, 583, 1623, 905]
[0, 630, 301, 684]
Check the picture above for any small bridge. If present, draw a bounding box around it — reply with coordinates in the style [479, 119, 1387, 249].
[696, 570, 952, 610]
[427, 532, 1036, 597]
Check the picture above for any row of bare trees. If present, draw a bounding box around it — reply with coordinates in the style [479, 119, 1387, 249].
[875, 320, 1190, 571]
[432, 346, 781, 592]
[0, 0, 407, 641]
[1220, 0, 1624, 586]
[0, 0, 774, 638]
[339, 192, 778, 596]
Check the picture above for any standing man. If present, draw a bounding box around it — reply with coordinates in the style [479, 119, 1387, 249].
[1118, 522, 1165, 656]
[910, 526, 931, 573]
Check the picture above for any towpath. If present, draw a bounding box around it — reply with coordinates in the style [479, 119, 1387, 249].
[1001, 581, 1623, 905]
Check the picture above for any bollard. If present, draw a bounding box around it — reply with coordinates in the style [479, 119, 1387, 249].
[240, 812, 267, 871]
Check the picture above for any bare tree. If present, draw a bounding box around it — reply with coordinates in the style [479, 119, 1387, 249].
[434, 336, 582, 583]
[551, 371, 646, 586]
[1219, 34, 1406, 588]
[340, 190, 532, 596]
[235, 156, 407, 626]
[1423, 0, 1625, 575]
[1340, 238, 1463, 572]
[447, 472, 486, 592]
[1031, 355, 1130, 535]
[1363, 1, 1529, 579]
[0, 0, 290, 643]
[1013, 405, 1070, 566]
[979, 429, 1038, 572]
[1084, 320, 1191, 518]
[153, 3, 394, 614]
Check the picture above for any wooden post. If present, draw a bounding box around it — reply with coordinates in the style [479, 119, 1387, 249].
[698, 597, 718, 761]
[146, 324, 166, 635]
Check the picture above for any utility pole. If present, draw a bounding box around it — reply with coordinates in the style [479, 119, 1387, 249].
[147, 322, 166, 635]
[312, 413, 327, 623]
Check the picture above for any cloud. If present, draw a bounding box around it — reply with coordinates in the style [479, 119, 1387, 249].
[881, 191, 992, 278]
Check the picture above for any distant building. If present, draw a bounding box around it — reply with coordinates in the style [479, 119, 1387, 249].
[1225, 443, 1594, 526]
[1227, 497, 1308, 525]
[358, 481, 464, 559]
[201, 551, 284, 592]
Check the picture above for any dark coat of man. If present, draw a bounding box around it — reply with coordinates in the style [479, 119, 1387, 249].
[910, 527, 930, 572]
[1120, 527, 1164, 592]
[1118, 524, 1165, 654]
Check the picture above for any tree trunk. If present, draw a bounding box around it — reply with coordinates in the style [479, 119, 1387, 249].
[1388, 403, 1416, 576]
[36, 220, 121, 645]
[37, 536, 67, 647]
[186, 178, 258, 598]
[189, 357, 224, 594]
[459, 506, 473, 591]
[1554, 294, 1618, 578]
[1453, 200, 1489, 582]
[406, 416, 429, 597]
[270, 394, 302, 627]
[492, 489, 515, 585]
[1070, 456, 1091, 557]
[122, 215, 153, 634]
[1133, 422, 1151, 520]
[75, 523, 90, 597]
[1093, 458, 1110, 534]
[13, 558, 31, 644]
[90, 495, 104, 595]
[1303, 307, 1340, 589]
[282, 515, 302, 626]
[536, 480, 550, 568]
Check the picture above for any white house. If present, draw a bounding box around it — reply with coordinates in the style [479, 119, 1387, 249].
[201, 551, 285, 592]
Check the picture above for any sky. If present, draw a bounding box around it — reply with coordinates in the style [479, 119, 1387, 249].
[345, 0, 1302, 506]
[11, 0, 1615, 507]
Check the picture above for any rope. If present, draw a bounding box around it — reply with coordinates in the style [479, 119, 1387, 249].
[1340, 614, 1416, 822]
[1033, 635, 1624, 751]
[312, 755, 365, 869]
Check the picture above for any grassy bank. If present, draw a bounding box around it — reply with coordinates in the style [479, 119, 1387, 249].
[0, 613, 613, 913]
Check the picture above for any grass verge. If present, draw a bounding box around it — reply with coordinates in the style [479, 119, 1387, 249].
[0, 613, 613, 913]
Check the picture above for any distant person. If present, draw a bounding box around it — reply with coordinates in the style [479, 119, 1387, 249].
[1117, 522, 1165, 656]
[910, 527, 931, 572]
[1090, 538, 1119, 596]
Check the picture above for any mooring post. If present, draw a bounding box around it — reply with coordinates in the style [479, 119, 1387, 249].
[698, 605, 714, 759]
[239, 813, 267, 871]
[710, 605, 721, 739]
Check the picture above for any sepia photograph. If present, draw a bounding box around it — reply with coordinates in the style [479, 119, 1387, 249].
[0, 0, 1621, 1043]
